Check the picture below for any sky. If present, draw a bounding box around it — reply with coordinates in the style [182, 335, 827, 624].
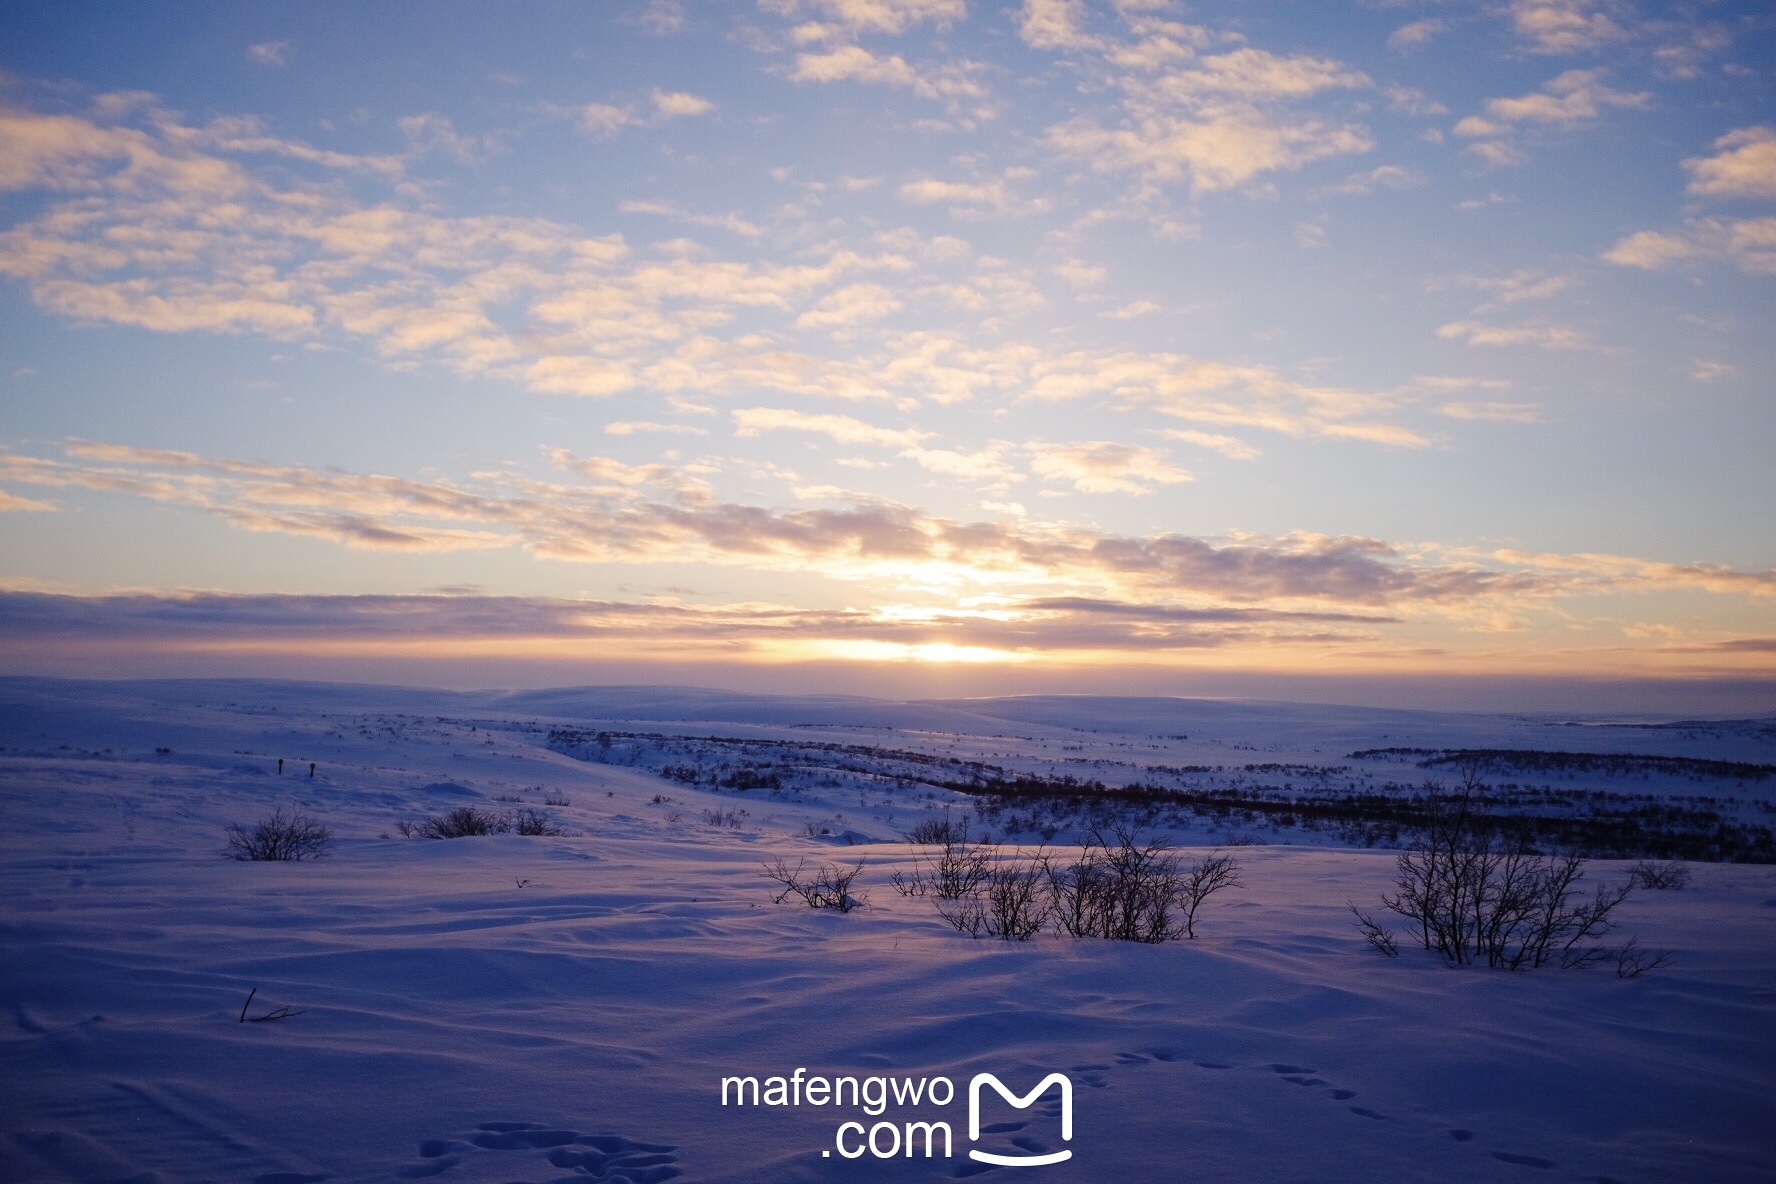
[1, 0, 1773, 712]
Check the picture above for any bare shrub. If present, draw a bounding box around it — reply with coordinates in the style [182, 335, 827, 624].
[703, 807, 746, 828]
[397, 805, 562, 839]
[510, 808, 566, 836]
[889, 868, 926, 897]
[1629, 859, 1691, 890]
[224, 805, 332, 861]
[1177, 852, 1245, 939]
[542, 792, 571, 807]
[905, 812, 971, 846]
[936, 858, 1049, 939]
[928, 838, 992, 899]
[1614, 937, 1674, 979]
[761, 857, 866, 912]
[1042, 826, 1241, 943]
[894, 836, 993, 899]
[983, 862, 1049, 940]
[1349, 905, 1399, 957]
[1359, 775, 1655, 972]
[936, 895, 985, 936]
[237, 987, 303, 1022]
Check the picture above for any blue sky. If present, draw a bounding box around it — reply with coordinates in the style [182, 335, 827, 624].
[1, 0, 1773, 708]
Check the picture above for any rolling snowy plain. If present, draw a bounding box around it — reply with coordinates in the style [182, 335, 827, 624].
[1, 676, 1773, 1183]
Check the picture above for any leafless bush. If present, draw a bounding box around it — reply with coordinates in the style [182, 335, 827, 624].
[983, 862, 1049, 939]
[1178, 853, 1245, 939]
[237, 987, 304, 1022]
[1357, 775, 1657, 972]
[396, 805, 563, 839]
[894, 836, 993, 900]
[542, 792, 571, 807]
[510, 808, 566, 836]
[1630, 859, 1691, 890]
[1349, 905, 1399, 957]
[398, 806, 500, 838]
[889, 868, 926, 897]
[1042, 826, 1241, 943]
[761, 857, 866, 912]
[1614, 937, 1674, 979]
[704, 807, 746, 828]
[935, 895, 985, 935]
[224, 805, 332, 861]
[936, 858, 1049, 939]
[905, 813, 972, 846]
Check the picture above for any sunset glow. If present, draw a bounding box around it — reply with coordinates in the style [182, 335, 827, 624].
[1, 1, 1772, 709]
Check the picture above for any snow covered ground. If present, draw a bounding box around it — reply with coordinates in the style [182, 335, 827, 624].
[2, 677, 1773, 1183]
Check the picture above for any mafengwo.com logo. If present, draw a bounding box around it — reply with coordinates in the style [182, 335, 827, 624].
[720, 1068, 1073, 1165]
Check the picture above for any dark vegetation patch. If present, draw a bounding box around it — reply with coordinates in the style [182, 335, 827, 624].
[547, 729, 1776, 863]
[1350, 747, 1776, 782]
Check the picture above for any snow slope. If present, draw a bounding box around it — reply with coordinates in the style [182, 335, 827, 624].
[1, 678, 1772, 1183]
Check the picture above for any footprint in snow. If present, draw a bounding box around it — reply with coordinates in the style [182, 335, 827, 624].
[399, 1121, 679, 1182]
[1119, 1050, 1569, 1174]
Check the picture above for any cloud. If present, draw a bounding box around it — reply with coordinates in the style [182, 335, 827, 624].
[1387, 20, 1446, 52]
[901, 443, 1022, 486]
[1690, 361, 1734, 382]
[1600, 229, 1694, 270]
[897, 175, 1031, 215]
[1017, 351, 1426, 446]
[398, 113, 506, 166]
[794, 281, 904, 328]
[1053, 258, 1106, 288]
[1029, 25, 1375, 195]
[788, 45, 986, 104]
[652, 90, 715, 118]
[1685, 127, 1776, 200]
[1455, 192, 1517, 211]
[1437, 321, 1587, 349]
[1017, 0, 1096, 52]
[1028, 440, 1193, 494]
[604, 420, 710, 436]
[1102, 300, 1160, 320]
[578, 103, 638, 137]
[633, 0, 688, 35]
[6, 442, 1773, 618]
[1161, 429, 1260, 460]
[1049, 109, 1372, 193]
[247, 41, 293, 67]
[732, 406, 930, 448]
[732, 410, 1021, 488]
[619, 198, 763, 238]
[1439, 268, 1572, 305]
[0, 97, 1433, 440]
[0, 490, 56, 512]
[1437, 402, 1542, 423]
[1455, 70, 1649, 165]
[1385, 86, 1447, 117]
[1315, 164, 1425, 197]
[1602, 218, 1776, 275]
[1478, 69, 1648, 127]
[0, 588, 1393, 658]
[769, 0, 966, 36]
[1507, 0, 1629, 55]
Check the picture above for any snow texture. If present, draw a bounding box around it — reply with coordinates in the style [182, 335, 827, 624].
[2, 677, 1773, 1182]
